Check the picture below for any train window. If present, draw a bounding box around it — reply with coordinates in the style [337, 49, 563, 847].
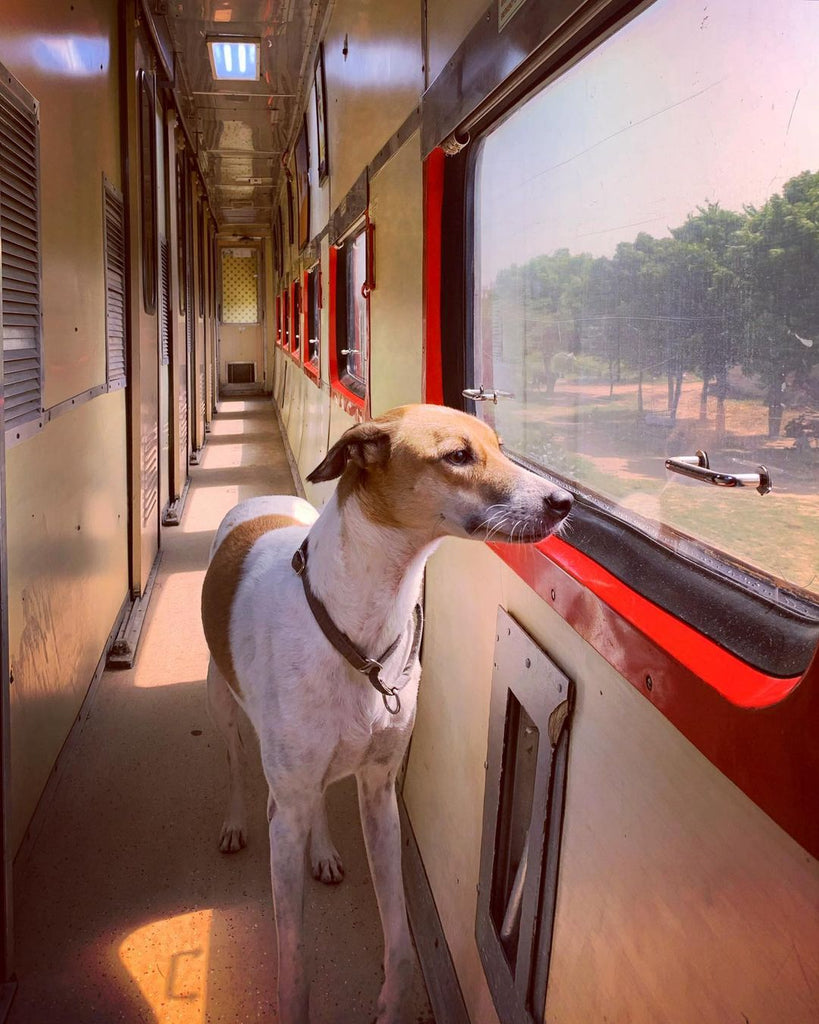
[304, 264, 320, 376]
[282, 287, 290, 350]
[137, 69, 157, 316]
[275, 293, 282, 346]
[290, 279, 301, 357]
[469, 0, 819, 651]
[334, 225, 370, 400]
[220, 247, 259, 324]
[0, 64, 42, 435]
[477, 610, 574, 1024]
[103, 181, 126, 388]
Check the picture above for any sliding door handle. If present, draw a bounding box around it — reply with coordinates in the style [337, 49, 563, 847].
[665, 451, 772, 495]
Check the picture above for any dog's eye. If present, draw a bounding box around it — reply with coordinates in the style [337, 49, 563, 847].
[443, 448, 473, 466]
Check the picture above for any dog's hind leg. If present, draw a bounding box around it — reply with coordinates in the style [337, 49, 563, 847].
[357, 764, 414, 1024]
[309, 796, 344, 884]
[206, 658, 247, 853]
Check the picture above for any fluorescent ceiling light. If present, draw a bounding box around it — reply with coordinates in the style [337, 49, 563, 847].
[207, 38, 260, 81]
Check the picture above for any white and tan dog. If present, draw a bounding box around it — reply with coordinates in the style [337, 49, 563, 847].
[201, 403, 572, 1024]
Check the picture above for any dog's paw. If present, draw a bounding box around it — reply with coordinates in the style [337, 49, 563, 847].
[219, 822, 247, 853]
[310, 848, 344, 884]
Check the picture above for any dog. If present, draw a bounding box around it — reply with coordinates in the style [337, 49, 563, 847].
[201, 403, 572, 1024]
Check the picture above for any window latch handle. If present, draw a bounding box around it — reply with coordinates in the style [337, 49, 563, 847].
[665, 450, 772, 495]
[462, 386, 513, 404]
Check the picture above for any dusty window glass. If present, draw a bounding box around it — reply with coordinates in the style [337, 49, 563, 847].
[473, 0, 819, 600]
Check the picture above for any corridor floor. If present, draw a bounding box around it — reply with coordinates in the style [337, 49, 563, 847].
[8, 397, 434, 1024]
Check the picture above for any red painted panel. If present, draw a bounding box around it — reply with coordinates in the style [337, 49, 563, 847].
[490, 539, 819, 857]
[423, 148, 445, 405]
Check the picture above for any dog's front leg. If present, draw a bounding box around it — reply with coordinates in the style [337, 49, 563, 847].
[268, 793, 314, 1024]
[357, 765, 414, 1024]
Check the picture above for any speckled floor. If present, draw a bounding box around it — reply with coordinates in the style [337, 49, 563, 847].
[9, 397, 434, 1024]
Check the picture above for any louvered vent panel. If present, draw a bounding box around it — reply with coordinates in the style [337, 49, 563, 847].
[0, 75, 41, 431]
[159, 237, 170, 365]
[104, 184, 126, 386]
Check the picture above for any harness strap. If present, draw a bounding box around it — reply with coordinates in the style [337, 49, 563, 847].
[291, 538, 423, 715]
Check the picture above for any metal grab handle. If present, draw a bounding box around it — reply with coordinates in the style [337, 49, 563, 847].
[462, 385, 514, 404]
[665, 450, 772, 495]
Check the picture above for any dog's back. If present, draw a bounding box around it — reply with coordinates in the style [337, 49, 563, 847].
[202, 495, 318, 696]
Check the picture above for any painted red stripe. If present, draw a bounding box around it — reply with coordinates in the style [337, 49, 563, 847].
[423, 148, 445, 405]
[533, 536, 801, 708]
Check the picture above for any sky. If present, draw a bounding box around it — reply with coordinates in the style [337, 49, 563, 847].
[476, 0, 819, 281]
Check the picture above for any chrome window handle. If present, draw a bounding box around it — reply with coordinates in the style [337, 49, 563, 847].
[665, 450, 772, 495]
[462, 385, 514, 404]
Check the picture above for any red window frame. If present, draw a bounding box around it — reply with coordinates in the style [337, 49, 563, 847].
[282, 286, 290, 352]
[289, 279, 301, 361]
[275, 293, 283, 347]
[328, 232, 371, 416]
[302, 266, 320, 383]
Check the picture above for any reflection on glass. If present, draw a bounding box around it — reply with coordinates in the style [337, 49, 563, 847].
[307, 266, 320, 367]
[474, 0, 819, 598]
[345, 231, 369, 388]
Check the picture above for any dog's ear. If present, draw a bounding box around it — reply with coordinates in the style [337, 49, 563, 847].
[306, 422, 391, 482]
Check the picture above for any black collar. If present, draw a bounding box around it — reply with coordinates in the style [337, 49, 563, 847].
[291, 537, 423, 715]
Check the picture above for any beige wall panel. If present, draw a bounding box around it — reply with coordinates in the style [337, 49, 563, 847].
[302, 401, 357, 509]
[369, 133, 424, 416]
[306, 80, 330, 240]
[288, 368, 307, 466]
[0, 0, 122, 409]
[407, 541, 819, 1023]
[324, 0, 423, 207]
[404, 539, 504, 1024]
[218, 324, 264, 384]
[503, 566, 819, 1024]
[297, 378, 330, 496]
[282, 357, 296, 435]
[6, 392, 129, 853]
[426, 0, 487, 86]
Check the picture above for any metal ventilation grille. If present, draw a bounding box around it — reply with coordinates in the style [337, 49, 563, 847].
[159, 237, 170, 365]
[0, 67, 42, 432]
[103, 182, 126, 387]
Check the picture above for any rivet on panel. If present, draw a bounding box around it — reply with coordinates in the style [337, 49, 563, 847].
[550, 588, 556, 601]
[645, 674, 654, 692]
[525, 658, 531, 669]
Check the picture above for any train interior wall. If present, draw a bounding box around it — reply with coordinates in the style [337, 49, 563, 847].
[0, 1, 817, 1023]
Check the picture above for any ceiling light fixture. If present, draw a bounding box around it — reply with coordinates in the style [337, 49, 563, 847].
[207, 37, 260, 82]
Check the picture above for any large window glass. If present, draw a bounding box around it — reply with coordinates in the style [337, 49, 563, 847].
[472, 0, 819, 603]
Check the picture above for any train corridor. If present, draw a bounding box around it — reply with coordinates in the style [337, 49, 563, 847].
[8, 397, 434, 1024]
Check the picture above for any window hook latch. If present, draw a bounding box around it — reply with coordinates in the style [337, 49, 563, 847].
[665, 450, 772, 495]
[462, 385, 514, 405]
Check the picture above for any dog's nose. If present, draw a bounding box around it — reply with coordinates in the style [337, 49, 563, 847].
[545, 489, 573, 518]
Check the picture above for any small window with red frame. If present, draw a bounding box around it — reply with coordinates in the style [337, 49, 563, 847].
[282, 287, 290, 350]
[304, 264, 320, 376]
[291, 280, 301, 359]
[275, 293, 282, 346]
[334, 224, 370, 400]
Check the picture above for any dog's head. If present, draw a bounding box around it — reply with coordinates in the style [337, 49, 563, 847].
[307, 405, 572, 543]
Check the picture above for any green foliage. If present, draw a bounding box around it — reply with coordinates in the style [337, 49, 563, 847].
[487, 172, 819, 425]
